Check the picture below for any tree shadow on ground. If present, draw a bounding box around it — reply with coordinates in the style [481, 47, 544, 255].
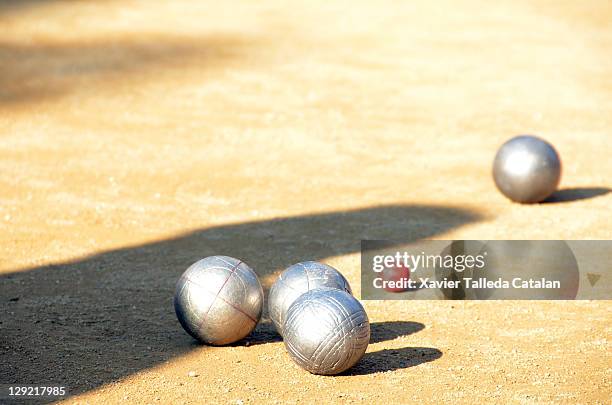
[0, 0, 55, 14]
[0, 204, 480, 400]
[0, 34, 255, 106]
[542, 187, 610, 203]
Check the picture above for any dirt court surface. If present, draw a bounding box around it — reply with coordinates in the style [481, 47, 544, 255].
[1, 0, 611, 403]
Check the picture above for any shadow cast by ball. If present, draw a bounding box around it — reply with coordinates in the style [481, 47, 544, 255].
[346, 347, 442, 375]
[369, 321, 425, 344]
[229, 319, 427, 348]
[229, 320, 283, 347]
[542, 187, 610, 203]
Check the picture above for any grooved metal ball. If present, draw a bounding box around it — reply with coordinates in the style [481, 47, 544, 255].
[268, 261, 352, 335]
[174, 255, 263, 345]
[283, 288, 370, 375]
[493, 135, 561, 203]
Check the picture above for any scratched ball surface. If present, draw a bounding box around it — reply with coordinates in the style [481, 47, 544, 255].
[268, 261, 352, 335]
[493, 135, 561, 203]
[283, 288, 370, 375]
[174, 255, 263, 345]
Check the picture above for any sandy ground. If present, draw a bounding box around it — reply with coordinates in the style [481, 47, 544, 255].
[1, 0, 611, 403]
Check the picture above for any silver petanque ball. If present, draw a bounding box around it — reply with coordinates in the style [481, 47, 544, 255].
[268, 261, 352, 335]
[283, 288, 370, 375]
[493, 135, 561, 203]
[174, 255, 263, 345]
